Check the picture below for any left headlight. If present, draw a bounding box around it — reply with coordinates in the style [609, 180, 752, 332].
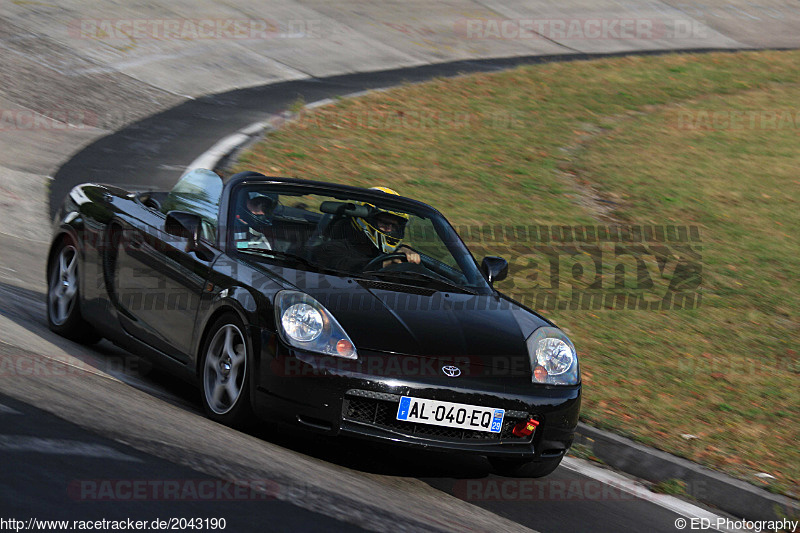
[274, 290, 357, 359]
[526, 327, 579, 385]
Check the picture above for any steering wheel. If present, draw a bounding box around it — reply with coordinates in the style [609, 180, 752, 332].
[363, 252, 407, 271]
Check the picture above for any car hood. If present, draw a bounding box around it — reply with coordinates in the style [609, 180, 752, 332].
[294, 274, 549, 370]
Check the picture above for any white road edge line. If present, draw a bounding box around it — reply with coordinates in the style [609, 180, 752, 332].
[186, 132, 251, 172]
[0, 435, 141, 462]
[185, 90, 392, 174]
[304, 97, 335, 110]
[0, 403, 22, 415]
[561, 457, 745, 533]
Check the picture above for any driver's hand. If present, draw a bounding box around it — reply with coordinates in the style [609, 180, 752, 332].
[402, 249, 421, 264]
[381, 247, 421, 268]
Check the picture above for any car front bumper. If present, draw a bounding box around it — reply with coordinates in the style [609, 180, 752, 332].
[253, 332, 581, 460]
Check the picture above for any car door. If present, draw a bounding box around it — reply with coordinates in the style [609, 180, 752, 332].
[114, 169, 223, 362]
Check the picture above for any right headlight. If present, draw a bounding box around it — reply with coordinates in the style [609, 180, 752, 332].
[274, 290, 357, 359]
[526, 327, 579, 385]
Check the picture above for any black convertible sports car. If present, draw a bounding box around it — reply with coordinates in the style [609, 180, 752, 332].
[48, 169, 580, 477]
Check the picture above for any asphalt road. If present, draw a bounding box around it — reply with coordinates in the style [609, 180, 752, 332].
[0, 393, 363, 532]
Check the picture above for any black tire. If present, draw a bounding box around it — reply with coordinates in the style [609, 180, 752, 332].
[488, 456, 563, 478]
[46, 236, 101, 344]
[199, 313, 254, 429]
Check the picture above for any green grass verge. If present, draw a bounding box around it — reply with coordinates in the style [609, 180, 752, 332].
[651, 479, 691, 498]
[234, 50, 800, 497]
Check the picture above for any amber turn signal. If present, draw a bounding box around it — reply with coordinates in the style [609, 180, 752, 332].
[336, 339, 355, 358]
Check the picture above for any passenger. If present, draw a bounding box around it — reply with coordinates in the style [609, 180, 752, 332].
[234, 194, 276, 250]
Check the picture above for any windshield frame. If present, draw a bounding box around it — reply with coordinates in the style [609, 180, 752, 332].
[221, 177, 491, 292]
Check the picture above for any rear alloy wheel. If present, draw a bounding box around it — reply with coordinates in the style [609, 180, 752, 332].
[488, 456, 563, 478]
[47, 237, 101, 344]
[200, 314, 254, 428]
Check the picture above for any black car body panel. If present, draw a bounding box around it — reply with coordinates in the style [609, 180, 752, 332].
[49, 171, 581, 462]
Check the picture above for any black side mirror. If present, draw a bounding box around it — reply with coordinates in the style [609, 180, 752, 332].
[165, 211, 202, 252]
[481, 256, 508, 284]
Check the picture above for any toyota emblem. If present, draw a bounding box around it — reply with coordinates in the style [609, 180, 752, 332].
[442, 365, 461, 377]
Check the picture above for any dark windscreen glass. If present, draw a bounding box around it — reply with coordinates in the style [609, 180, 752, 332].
[162, 169, 224, 240]
[228, 184, 489, 292]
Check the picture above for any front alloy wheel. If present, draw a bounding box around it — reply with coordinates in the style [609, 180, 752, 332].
[200, 314, 253, 428]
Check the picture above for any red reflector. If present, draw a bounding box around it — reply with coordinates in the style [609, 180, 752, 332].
[512, 418, 540, 438]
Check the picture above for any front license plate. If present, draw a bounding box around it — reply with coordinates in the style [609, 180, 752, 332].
[396, 396, 504, 433]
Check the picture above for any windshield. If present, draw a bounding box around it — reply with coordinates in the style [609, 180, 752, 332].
[228, 184, 489, 293]
[161, 168, 223, 241]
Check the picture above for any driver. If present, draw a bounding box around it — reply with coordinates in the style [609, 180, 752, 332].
[234, 193, 276, 250]
[315, 186, 420, 271]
